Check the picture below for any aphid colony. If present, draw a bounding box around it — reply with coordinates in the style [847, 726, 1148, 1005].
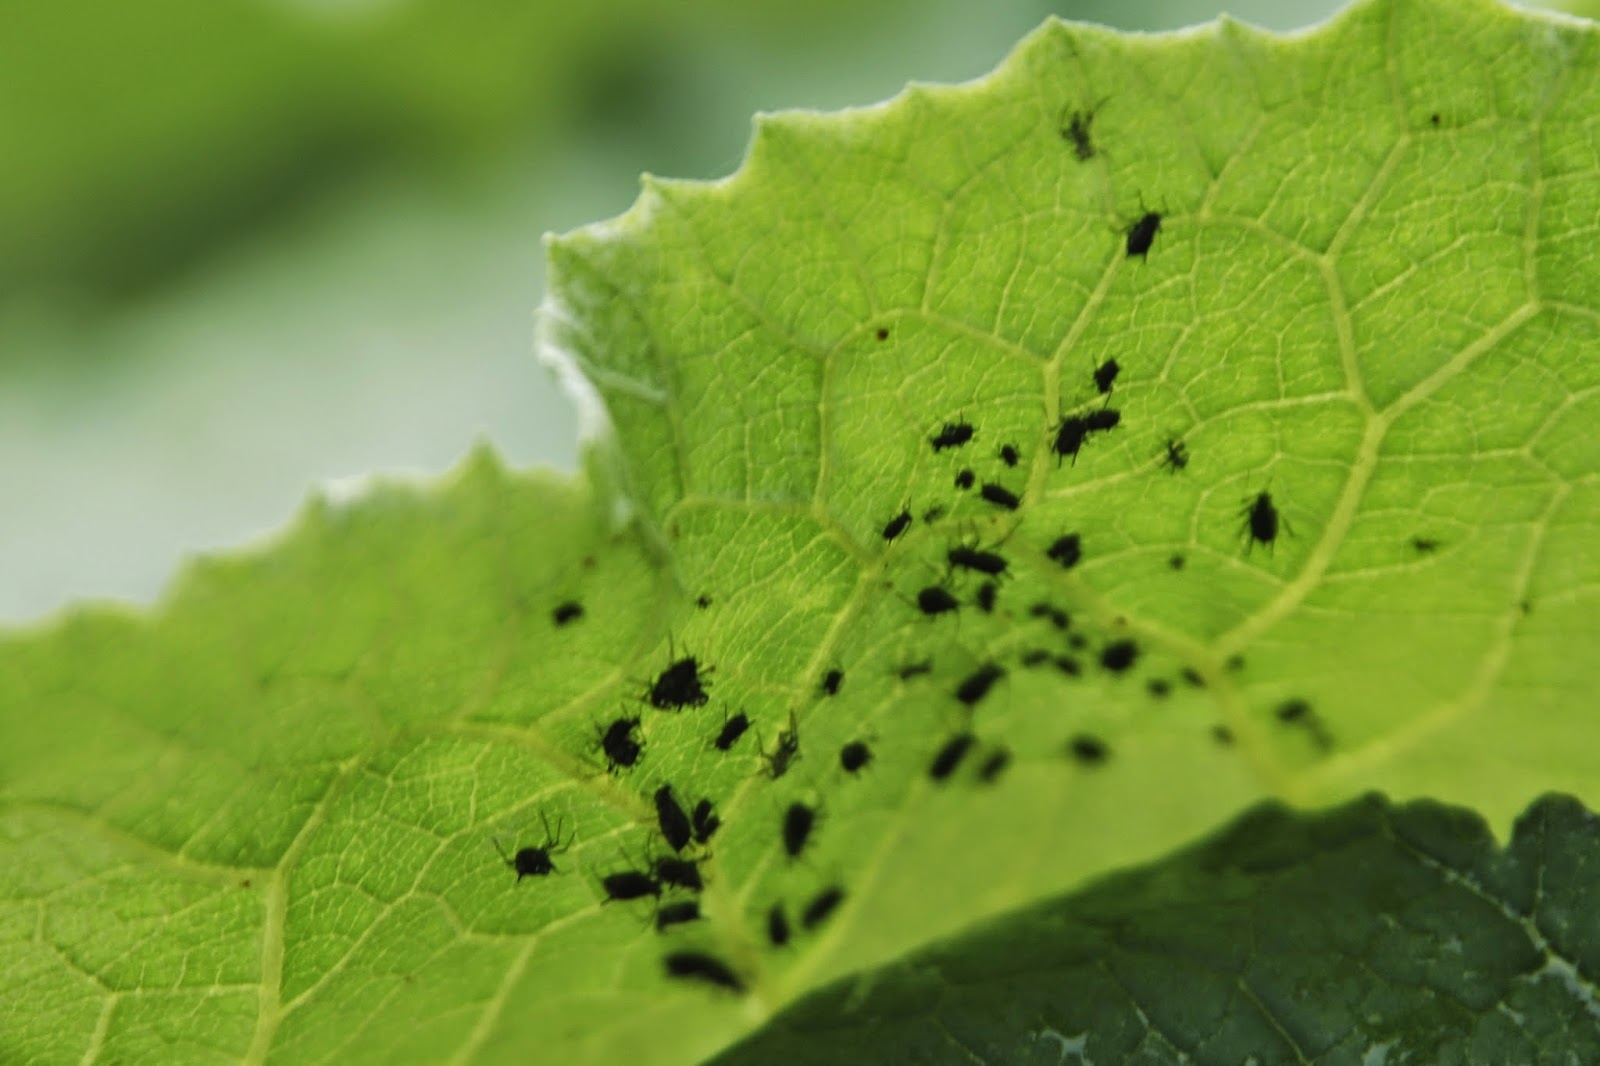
[509, 148, 1325, 998]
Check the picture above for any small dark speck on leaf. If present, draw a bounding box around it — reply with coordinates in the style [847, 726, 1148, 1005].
[1169, 553, 1186, 570]
[1126, 211, 1161, 259]
[1100, 639, 1139, 674]
[975, 582, 999, 614]
[1147, 678, 1171, 699]
[955, 468, 975, 490]
[552, 601, 584, 626]
[1412, 536, 1439, 553]
[1068, 734, 1110, 765]
[820, 669, 844, 696]
[1093, 359, 1120, 395]
[1212, 724, 1234, 746]
[980, 482, 1021, 511]
[875, 327, 889, 341]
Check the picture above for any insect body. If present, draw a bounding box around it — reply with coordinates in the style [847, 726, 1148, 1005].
[663, 951, 744, 992]
[801, 886, 846, 930]
[655, 786, 693, 852]
[955, 663, 1005, 707]
[599, 715, 644, 771]
[602, 870, 661, 901]
[491, 813, 570, 881]
[649, 655, 710, 710]
[917, 586, 960, 617]
[764, 713, 801, 779]
[552, 601, 584, 626]
[980, 482, 1021, 511]
[653, 856, 704, 892]
[1239, 491, 1283, 554]
[1126, 211, 1161, 258]
[767, 903, 791, 946]
[1160, 437, 1189, 472]
[1093, 359, 1120, 394]
[712, 711, 750, 752]
[655, 901, 702, 930]
[999, 444, 1020, 467]
[691, 799, 721, 844]
[882, 509, 913, 542]
[783, 802, 818, 860]
[929, 421, 975, 452]
[1045, 534, 1081, 570]
[839, 741, 872, 773]
[928, 733, 977, 780]
[947, 546, 1008, 577]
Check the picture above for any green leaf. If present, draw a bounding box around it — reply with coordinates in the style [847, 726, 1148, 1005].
[5, 0, 1600, 1062]
[711, 792, 1600, 1065]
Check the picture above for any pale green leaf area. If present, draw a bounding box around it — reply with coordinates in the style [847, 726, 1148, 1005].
[3, 0, 1600, 1063]
[714, 792, 1600, 1065]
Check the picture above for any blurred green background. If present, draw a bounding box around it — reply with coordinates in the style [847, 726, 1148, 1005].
[10, 0, 1566, 623]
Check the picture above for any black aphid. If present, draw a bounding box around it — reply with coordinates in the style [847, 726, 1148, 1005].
[764, 714, 801, 779]
[1126, 211, 1161, 258]
[955, 468, 975, 490]
[1169, 553, 1186, 570]
[917, 586, 960, 617]
[1276, 698, 1311, 723]
[1029, 602, 1070, 629]
[928, 733, 977, 780]
[978, 747, 1012, 783]
[691, 798, 721, 844]
[1181, 667, 1205, 688]
[664, 951, 743, 992]
[882, 509, 913, 542]
[713, 710, 750, 752]
[767, 903, 792, 946]
[1046, 534, 1082, 570]
[492, 813, 570, 881]
[552, 601, 584, 627]
[1412, 536, 1439, 553]
[1147, 678, 1172, 699]
[930, 421, 975, 452]
[999, 443, 1020, 467]
[975, 582, 999, 613]
[1093, 359, 1120, 394]
[1212, 724, 1235, 746]
[1100, 639, 1139, 674]
[1020, 649, 1051, 668]
[1061, 106, 1098, 161]
[1068, 734, 1110, 765]
[875, 326, 890, 340]
[1226, 654, 1246, 672]
[820, 669, 844, 696]
[599, 715, 644, 771]
[897, 659, 933, 680]
[1054, 655, 1081, 677]
[649, 655, 711, 710]
[655, 900, 702, 931]
[655, 785, 692, 852]
[801, 886, 846, 930]
[653, 856, 704, 892]
[1067, 633, 1088, 650]
[923, 505, 947, 524]
[948, 546, 1009, 576]
[1085, 408, 1121, 433]
[980, 482, 1021, 511]
[695, 593, 713, 609]
[1160, 437, 1189, 472]
[1053, 415, 1089, 465]
[1240, 491, 1282, 553]
[602, 870, 660, 901]
[955, 663, 1005, 707]
[839, 741, 873, 773]
[783, 802, 818, 859]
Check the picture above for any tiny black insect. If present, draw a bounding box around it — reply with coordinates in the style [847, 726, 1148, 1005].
[695, 594, 713, 609]
[1067, 734, 1110, 765]
[948, 546, 1009, 577]
[1020, 649, 1051, 668]
[552, 601, 584, 627]
[1160, 437, 1189, 472]
[1067, 633, 1088, 651]
[975, 581, 999, 613]
[1126, 210, 1161, 259]
[1100, 639, 1139, 674]
[999, 443, 1020, 467]
[1093, 359, 1120, 394]
[1046, 533, 1082, 570]
[767, 903, 791, 947]
[980, 482, 1021, 511]
[653, 855, 704, 892]
[599, 715, 644, 771]
[897, 659, 933, 680]
[1226, 654, 1246, 672]
[783, 802, 818, 859]
[955, 663, 1005, 707]
[978, 747, 1012, 783]
[1412, 536, 1439, 553]
[875, 326, 890, 341]
[820, 669, 844, 696]
[923, 505, 946, 524]
[1169, 553, 1186, 570]
[1054, 655, 1081, 677]
[1180, 667, 1205, 688]
[801, 885, 846, 930]
[928, 733, 977, 780]
[882, 509, 913, 542]
[930, 421, 975, 453]
[1147, 678, 1171, 699]
[713, 710, 750, 752]
[691, 798, 721, 844]
[1276, 698, 1311, 723]
[492, 813, 571, 881]
[649, 654, 711, 710]
[663, 951, 744, 992]
[655, 901, 702, 931]
[655, 785, 693, 852]
[764, 713, 801, 779]
[955, 468, 975, 490]
[1085, 407, 1121, 433]
[1029, 602, 1070, 629]
[839, 740, 873, 773]
[917, 585, 960, 617]
[1052, 415, 1089, 465]
[1240, 491, 1282, 554]
[1211, 724, 1235, 746]
[1429, 112, 1441, 127]
[602, 869, 661, 901]
[1060, 105, 1099, 161]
